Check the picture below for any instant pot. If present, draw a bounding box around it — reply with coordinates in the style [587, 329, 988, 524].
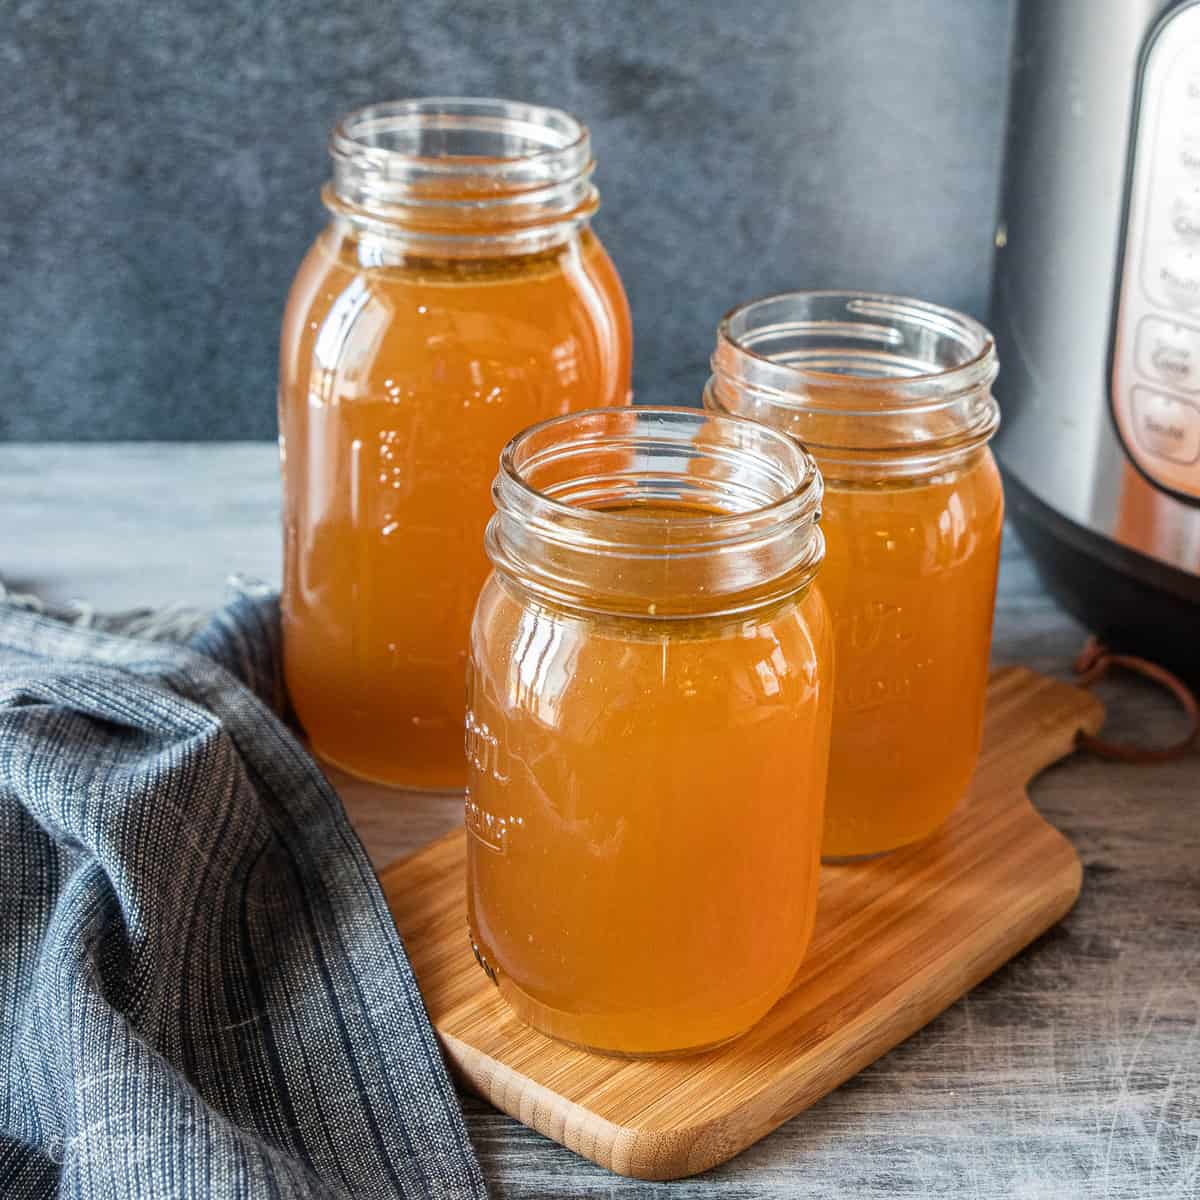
[992, 0, 1200, 679]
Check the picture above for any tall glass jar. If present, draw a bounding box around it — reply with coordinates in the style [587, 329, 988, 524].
[706, 292, 1003, 859]
[279, 99, 632, 791]
[466, 407, 833, 1056]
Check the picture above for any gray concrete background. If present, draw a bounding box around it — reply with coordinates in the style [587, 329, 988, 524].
[1, 0, 1014, 440]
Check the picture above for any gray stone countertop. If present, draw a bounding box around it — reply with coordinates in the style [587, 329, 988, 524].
[4, 442, 1197, 1199]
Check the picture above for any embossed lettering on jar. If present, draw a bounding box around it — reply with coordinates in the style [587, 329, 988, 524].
[466, 407, 833, 1056]
[707, 292, 1003, 859]
[278, 99, 632, 791]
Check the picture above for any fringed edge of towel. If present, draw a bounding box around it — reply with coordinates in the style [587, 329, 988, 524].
[0, 575, 272, 644]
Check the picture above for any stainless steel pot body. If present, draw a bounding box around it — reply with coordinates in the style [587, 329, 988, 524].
[992, 0, 1200, 673]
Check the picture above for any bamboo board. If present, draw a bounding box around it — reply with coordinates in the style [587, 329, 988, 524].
[380, 667, 1104, 1181]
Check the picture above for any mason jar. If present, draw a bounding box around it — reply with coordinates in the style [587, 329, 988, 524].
[279, 99, 632, 791]
[465, 406, 833, 1056]
[706, 292, 1003, 859]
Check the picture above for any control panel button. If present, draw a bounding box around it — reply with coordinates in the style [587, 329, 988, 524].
[1131, 387, 1200, 465]
[1179, 62, 1200, 103]
[1145, 242, 1200, 310]
[1135, 316, 1200, 391]
[1171, 191, 1200, 240]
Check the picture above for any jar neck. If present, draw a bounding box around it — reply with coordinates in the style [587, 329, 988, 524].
[326, 98, 599, 258]
[486, 407, 825, 620]
[706, 291, 1000, 482]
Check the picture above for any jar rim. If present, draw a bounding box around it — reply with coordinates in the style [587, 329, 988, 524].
[488, 405, 825, 619]
[707, 290, 1000, 471]
[497, 404, 823, 538]
[327, 97, 598, 247]
[713, 289, 998, 409]
[330, 97, 591, 182]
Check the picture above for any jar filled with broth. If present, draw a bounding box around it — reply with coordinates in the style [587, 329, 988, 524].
[466, 407, 833, 1056]
[706, 292, 1002, 859]
[279, 99, 632, 790]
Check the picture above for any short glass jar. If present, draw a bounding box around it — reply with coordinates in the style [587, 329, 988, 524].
[466, 407, 833, 1056]
[279, 98, 632, 791]
[706, 292, 1003, 859]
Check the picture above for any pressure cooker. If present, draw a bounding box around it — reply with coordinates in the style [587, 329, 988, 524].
[992, 0, 1200, 679]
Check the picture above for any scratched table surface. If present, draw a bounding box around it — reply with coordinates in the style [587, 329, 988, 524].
[4, 442, 1198, 1200]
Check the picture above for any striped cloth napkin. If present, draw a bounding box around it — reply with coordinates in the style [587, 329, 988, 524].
[0, 586, 487, 1199]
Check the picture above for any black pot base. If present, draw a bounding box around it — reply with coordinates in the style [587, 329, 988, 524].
[1004, 472, 1200, 684]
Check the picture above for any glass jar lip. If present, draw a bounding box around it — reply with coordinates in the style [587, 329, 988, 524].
[489, 405, 825, 619]
[714, 289, 997, 408]
[330, 97, 591, 186]
[327, 97, 598, 248]
[497, 404, 823, 535]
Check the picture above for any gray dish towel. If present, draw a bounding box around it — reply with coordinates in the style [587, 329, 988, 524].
[0, 587, 487, 1199]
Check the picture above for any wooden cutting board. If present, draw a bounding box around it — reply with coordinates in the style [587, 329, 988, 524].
[380, 666, 1104, 1181]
